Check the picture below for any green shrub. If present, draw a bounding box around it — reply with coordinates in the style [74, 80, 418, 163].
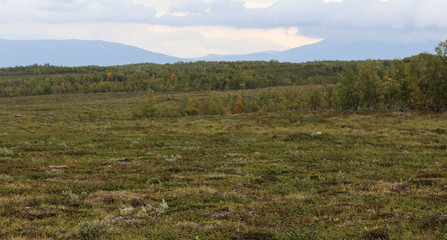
[185, 107, 199, 116]
[286, 112, 301, 124]
[133, 88, 158, 119]
[0, 174, 13, 181]
[78, 220, 110, 239]
[0, 147, 13, 157]
[61, 190, 80, 206]
[88, 111, 98, 122]
[119, 206, 135, 216]
[151, 199, 169, 216]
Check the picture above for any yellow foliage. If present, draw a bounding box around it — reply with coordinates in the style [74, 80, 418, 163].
[231, 95, 243, 114]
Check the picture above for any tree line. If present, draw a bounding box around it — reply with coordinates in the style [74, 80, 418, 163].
[2, 41, 447, 112]
[0, 60, 342, 97]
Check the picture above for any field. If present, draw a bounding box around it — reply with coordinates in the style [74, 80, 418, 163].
[1, 89, 447, 239]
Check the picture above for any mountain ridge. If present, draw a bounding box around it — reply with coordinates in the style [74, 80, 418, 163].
[0, 39, 439, 67]
[0, 39, 182, 67]
[194, 40, 437, 62]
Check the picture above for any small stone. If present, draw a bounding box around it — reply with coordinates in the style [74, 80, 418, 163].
[392, 112, 405, 117]
[210, 211, 232, 219]
[310, 132, 322, 137]
[165, 158, 177, 162]
[48, 165, 69, 169]
[14, 115, 22, 118]
[108, 164, 128, 168]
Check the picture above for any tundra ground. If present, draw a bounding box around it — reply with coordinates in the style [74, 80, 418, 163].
[1, 91, 447, 239]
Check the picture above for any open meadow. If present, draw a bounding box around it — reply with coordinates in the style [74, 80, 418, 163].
[1, 89, 447, 239]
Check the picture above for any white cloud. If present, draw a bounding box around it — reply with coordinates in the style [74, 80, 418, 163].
[0, 0, 446, 57]
[241, 0, 278, 8]
[322, 0, 343, 3]
[1, 0, 447, 32]
[0, 0, 157, 23]
[0, 22, 322, 58]
[143, 25, 322, 57]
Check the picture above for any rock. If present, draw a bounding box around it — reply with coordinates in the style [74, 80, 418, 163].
[48, 113, 55, 116]
[165, 158, 177, 162]
[392, 112, 405, 117]
[210, 209, 232, 219]
[107, 164, 128, 168]
[310, 132, 322, 137]
[48, 165, 69, 169]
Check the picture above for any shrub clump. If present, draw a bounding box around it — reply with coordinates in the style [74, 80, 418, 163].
[78, 220, 110, 239]
[61, 190, 80, 206]
[0, 147, 13, 157]
[151, 199, 169, 217]
[0, 174, 13, 181]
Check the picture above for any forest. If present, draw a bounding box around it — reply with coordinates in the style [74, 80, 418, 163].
[1, 40, 447, 113]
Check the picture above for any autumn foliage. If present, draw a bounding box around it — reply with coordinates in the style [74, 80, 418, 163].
[231, 95, 243, 114]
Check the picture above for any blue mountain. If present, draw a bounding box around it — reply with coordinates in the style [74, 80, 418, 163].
[195, 40, 438, 62]
[275, 40, 438, 62]
[0, 39, 440, 67]
[195, 51, 280, 62]
[0, 39, 182, 67]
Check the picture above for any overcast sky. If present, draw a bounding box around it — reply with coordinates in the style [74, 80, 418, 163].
[0, 0, 446, 58]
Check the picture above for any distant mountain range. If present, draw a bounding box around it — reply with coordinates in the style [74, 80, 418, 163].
[0, 39, 181, 67]
[0, 39, 438, 67]
[195, 40, 438, 62]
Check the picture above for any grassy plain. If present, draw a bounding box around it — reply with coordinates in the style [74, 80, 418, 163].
[1, 89, 447, 239]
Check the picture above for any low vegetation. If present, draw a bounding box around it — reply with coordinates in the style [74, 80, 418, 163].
[1, 89, 447, 239]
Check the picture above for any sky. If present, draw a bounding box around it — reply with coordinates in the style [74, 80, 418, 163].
[0, 0, 446, 58]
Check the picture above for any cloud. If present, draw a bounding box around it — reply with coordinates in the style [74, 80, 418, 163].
[1, 0, 447, 32]
[242, 0, 278, 8]
[0, 22, 322, 58]
[0, 0, 157, 23]
[322, 0, 343, 3]
[0, 0, 446, 57]
[0, 0, 446, 28]
[170, 0, 211, 14]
